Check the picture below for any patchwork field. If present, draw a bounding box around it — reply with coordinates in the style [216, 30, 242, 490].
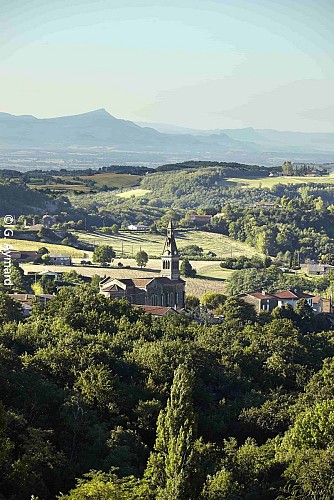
[74, 229, 261, 259]
[227, 174, 334, 188]
[28, 173, 142, 192]
[59, 173, 142, 188]
[21, 259, 228, 297]
[1, 238, 87, 258]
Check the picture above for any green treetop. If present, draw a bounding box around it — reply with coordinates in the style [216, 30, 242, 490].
[145, 364, 198, 500]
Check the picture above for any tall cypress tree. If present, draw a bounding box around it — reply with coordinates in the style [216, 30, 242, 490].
[145, 364, 198, 499]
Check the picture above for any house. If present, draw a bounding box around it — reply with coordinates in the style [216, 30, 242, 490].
[48, 255, 72, 266]
[312, 296, 333, 314]
[275, 290, 314, 309]
[100, 221, 185, 308]
[19, 251, 38, 262]
[42, 214, 55, 228]
[9, 293, 54, 316]
[0, 250, 38, 263]
[132, 305, 180, 316]
[269, 172, 284, 177]
[127, 224, 149, 231]
[0, 250, 22, 262]
[188, 214, 212, 226]
[302, 262, 334, 276]
[38, 269, 61, 279]
[27, 224, 43, 231]
[239, 291, 278, 312]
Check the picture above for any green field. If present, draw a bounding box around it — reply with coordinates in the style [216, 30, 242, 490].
[116, 188, 152, 198]
[28, 184, 93, 192]
[227, 174, 334, 189]
[21, 260, 228, 297]
[0, 238, 86, 258]
[28, 173, 142, 193]
[79, 173, 141, 188]
[74, 229, 261, 259]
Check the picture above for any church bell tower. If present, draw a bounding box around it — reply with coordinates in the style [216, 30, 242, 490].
[161, 220, 180, 280]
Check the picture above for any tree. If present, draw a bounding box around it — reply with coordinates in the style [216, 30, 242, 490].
[145, 364, 198, 499]
[179, 245, 203, 257]
[37, 247, 49, 255]
[185, 295, 200, 310]
[0, 262, 26, 292]
[93, 245, 116, 265]
[62, 471, 152, 499]
[135, 250, 148, 269]
[282, 161, 293, 176]
[201, 292, 226, 312]
[295, 298, 314, 322]
[111, 224, 119, 234]
[221, 296, 257, 325]
[180, 258, 196, 278]
[284, 400, 334, 450]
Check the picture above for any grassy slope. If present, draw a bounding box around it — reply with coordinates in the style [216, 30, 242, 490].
[226, 174, 334, 188]
[1, 238, 86, 258]
[28, 184, 93, 192]
[22, 259, 228, 297]
[28, 173, 141, 192]
[79, 173, 141, 188]
[74, 229, 261, 259]
[116, 188, 152, 198]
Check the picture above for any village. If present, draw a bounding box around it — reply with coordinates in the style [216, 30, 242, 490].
[2, 216, 333, 322]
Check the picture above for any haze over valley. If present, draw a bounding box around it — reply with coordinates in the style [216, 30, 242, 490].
[1, 109, 333, 171]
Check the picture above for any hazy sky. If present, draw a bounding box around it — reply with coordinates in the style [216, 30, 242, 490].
[1, 0, 333, 131]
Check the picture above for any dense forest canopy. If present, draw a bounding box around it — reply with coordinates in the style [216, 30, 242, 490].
[0, 286, 334, 498]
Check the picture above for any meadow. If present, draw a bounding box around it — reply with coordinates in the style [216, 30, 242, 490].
[74, 229, 261, 259]
[226, 174, 334, 188]
[1, 238, 86, 258]
[116, 188, 152, 198]
[21, 260, 228, 297]
[28, 173, 142, 193]
[67, 173, 142, 188]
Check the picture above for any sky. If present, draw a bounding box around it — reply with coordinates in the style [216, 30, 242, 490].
[0, 0, 333, 131]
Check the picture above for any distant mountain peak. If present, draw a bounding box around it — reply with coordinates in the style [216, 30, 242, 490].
[87, 108, 110, 116]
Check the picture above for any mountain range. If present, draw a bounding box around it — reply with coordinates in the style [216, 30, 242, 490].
[136, 121, 334, 153]
[0, 109, 253, 153]
[0, 109, 333, 169]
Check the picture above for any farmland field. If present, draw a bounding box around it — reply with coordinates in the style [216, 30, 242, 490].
[226, 174, 334, 188]
[21, 260, 228, 297]
[1, 238, 86, 258]
[74, 229, 261, 258]
[116, 188, 152, 198]
[28, 173, 142, 192]
[28, 183, 93, 192]
[58, 173, 142, 188]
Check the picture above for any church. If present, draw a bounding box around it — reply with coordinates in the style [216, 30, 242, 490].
[99, 221, 185, 308]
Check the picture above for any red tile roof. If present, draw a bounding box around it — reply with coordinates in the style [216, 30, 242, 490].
[132, 305, 179, 316]
[131, 278, 154, 287]
[247, 292, 276, 300]
[275, 290, 313, 299]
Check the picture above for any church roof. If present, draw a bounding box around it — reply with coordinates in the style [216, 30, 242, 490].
[132, 278, 155, 287]
[100, 275, 185, 292]
[162, 220, 178, 256]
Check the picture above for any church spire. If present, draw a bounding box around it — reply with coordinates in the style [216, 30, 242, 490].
[161, 220, 180, 280]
